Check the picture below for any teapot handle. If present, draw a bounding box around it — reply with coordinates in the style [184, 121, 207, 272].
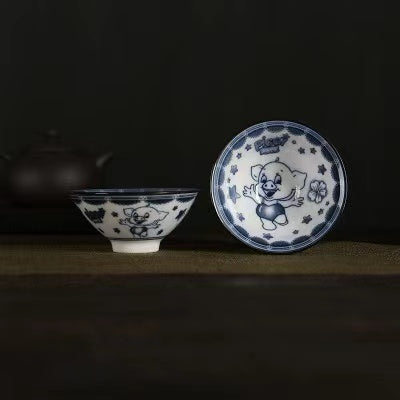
[96, 152, 113, 168]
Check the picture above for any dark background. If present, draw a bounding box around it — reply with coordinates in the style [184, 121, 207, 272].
[0, 0, 395, 240]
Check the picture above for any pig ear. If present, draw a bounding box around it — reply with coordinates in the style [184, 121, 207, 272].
[123, 208, 134, 217]
[292, 170, 307, 188]
[251, 164, 263, 181]
[157, 210, 168, 221]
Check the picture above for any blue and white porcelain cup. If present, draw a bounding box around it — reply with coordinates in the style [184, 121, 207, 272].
[71, 189, 198, 253]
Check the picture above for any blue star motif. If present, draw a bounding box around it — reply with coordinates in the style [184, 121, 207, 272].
[302, 215, 312, 224]
[292, 230, 299, 234]
[245, 144, 252, 151]
[173, 205, 178, 210]
[228, 185, 241, 204]
[176, 209, 187, 220]
[292, 140, 297, 144]
[318, 164, 327, 175]
[237, 213, 245, 222]
[227, 178, 231, 183]
[111, 211, 118, 217]
[230, 165, 238, 175]
[263, 233, 273, 240]
[326, 201, 330, 206]
[113, 228, 120, 233]
[318, 208, 324, 215]
[236, 153, 242, 159]
[157, 229, 163, 235]
[298, 147, 305, 154]
[310, 148, 316, 154]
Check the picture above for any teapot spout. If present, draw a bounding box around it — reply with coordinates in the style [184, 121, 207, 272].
[1, 153, 12, 162]
[96, 152, 113, 168]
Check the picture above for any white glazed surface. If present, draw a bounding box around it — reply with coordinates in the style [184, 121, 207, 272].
[73, 196, 196, 253]
[218, 139, 340, 239]
[110, 239, 161, 253]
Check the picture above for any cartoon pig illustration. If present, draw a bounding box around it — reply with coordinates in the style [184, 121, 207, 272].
[243, 161, 307, 230]
[120, 206, 168, 238]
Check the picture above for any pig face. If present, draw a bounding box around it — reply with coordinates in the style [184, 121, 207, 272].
[251, 161, 307, 201]
[123, 206, 168, 226]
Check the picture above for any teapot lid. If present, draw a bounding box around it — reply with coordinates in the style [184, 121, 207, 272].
[27, 130, 73, 153]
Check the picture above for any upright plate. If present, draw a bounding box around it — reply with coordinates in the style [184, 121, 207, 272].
[211, 121, 347, 253]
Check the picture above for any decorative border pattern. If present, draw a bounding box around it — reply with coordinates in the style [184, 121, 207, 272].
[71, 193, 198, 205]
[210, 121, 347, 253]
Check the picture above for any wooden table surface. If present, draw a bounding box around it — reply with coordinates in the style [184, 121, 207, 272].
[1, 235, 400, 275]
[1, 236, 400, 399]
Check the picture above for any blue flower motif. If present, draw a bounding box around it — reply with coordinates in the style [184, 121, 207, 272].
[230, 165, 238, 175]
[308, 180, 328, 204]
[263, 233, 273, 240]
[245, 144, 252, 151]
[236, 153, 242, 159]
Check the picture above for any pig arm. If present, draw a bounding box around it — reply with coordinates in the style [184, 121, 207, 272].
[280, 196, 304, 208]
[243, 184, 261, 204]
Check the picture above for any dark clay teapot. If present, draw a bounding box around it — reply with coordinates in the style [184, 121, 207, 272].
[1, 130, 112, 206]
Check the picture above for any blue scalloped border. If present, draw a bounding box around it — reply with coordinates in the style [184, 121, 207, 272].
[211, 121, 347, 253]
